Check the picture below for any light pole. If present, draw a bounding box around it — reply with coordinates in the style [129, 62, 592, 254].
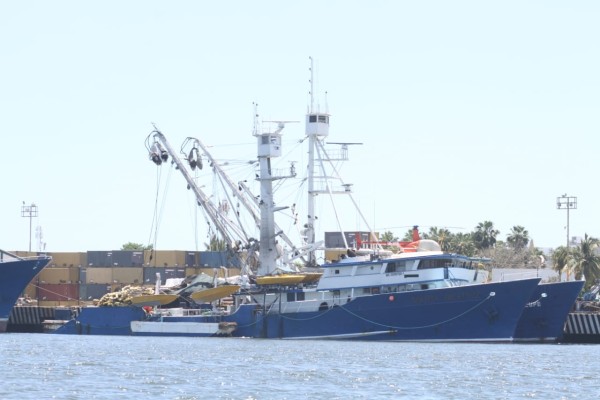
[556, 194, 577, 248]
[21, 202, 38, 252]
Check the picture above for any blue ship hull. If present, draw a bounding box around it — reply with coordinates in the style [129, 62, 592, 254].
[0, 253, 51, 332]
[55, 278, 540, 341]
[229, 278, 539, 341]
[513, 280, 584, 342]
[53, 306, 148, 335]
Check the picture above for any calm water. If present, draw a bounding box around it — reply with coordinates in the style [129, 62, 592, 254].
[1, 334, 598, 400]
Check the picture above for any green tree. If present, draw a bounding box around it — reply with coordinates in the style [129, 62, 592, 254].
[425, 227, 453, 252]
[448, 232, 476, 256]
[379, 231, 400, 252]
[472, 221, 499, 250]
[205, 234, 227, 251]
[568, 234, 600, 290]
[379, 231, 398, 243]
[506, 225, 529, 250]
[121, 242, 153, 250]
[551, 246, 571, 282]
[480, 243, 543, 273]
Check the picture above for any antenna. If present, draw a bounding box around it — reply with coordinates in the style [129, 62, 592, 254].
[309, 56, 314, 113]
[252, 102, 260, 136]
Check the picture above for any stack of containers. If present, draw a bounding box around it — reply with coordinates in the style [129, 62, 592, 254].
[35, 252, 86, 307]
[22, 249, 245, 305]
[142, 250, 187, 285]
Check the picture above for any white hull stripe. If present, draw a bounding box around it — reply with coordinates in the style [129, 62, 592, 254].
[282, 330, 513, 342]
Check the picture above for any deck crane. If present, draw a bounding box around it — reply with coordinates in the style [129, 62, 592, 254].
[180, 137, 256, 245]
[146, 126, 251, 254]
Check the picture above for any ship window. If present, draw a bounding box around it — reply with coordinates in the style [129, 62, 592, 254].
[318, 115, 328, 123]
[262, 136, 269, 144]
[335, 269, 340, 274]
[385, 261, 406, 273]
[418, 258, 452, 270]
[309, 115, 317, 123]
[363, 287, 380, 295]
[387, 261, 407, 273]
[287, 292, 306, 302]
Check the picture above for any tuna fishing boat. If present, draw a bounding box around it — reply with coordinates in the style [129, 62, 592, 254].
[513, 280, 584, 342]
[51, 64, 545, 340]
[59, 122, 537, 339]
[0, 249, 51, 332]
[143, 248, 540, 341]
[54, 239, 541, 340]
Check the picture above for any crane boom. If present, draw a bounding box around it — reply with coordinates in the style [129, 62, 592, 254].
[147, 127, 250, 248]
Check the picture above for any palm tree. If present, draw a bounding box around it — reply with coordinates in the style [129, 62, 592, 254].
[379, 231, 398, 243]
[448, 232, 476, 256]
[426, 227, 453, 252]
[568, 234, 600, 289]
[551, 246, 571, 282]
[472, 221, 500, 250]
[379, 231, 399, 252]
[506, 225, 529, 250]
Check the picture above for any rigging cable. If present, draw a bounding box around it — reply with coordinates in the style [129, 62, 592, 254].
[146, 159, 173, 265]
[146, 163, 163, 265]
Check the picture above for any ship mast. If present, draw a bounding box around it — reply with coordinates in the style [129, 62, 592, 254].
[183, 135, 305, 263]
[305, 56, 330, 267]
[255, 111, 296, 276]
[303, 58, 380, 262]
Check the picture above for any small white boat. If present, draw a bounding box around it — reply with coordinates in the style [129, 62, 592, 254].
[131, 320, 237, 337]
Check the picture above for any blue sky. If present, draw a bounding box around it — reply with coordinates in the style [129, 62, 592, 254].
[1, 1, 599, 253]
